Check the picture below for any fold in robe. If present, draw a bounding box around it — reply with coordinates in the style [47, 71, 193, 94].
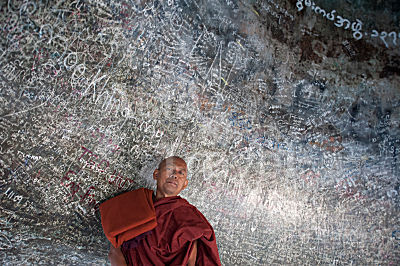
[99, 188, 157, 248]
[121, 196, 221, 266]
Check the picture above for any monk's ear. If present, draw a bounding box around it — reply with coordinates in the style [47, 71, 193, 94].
[153, 169, 159, 180]
[183, 179, 188, 190]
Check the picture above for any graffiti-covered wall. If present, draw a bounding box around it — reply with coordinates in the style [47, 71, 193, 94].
[1, 0, 399, 264]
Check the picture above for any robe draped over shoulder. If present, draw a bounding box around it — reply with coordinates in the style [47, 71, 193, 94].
[121, 196, 221, 266]
[99, 188, 157, 248]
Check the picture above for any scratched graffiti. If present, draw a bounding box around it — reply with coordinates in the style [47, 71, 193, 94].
[0, 0, 399, 264]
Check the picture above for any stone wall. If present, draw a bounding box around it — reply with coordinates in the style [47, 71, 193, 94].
[0, 0, 399, 264]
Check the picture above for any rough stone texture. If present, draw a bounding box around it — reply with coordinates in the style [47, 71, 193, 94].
[0, 0, 399, 264]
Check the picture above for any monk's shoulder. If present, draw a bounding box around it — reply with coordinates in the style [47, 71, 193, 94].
[174, 199, 210, 224]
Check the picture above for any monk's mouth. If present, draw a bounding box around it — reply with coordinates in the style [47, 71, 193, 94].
[166, 181, 178, 187]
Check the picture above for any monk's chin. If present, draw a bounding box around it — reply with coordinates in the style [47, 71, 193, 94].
[162, 186, 180, 196]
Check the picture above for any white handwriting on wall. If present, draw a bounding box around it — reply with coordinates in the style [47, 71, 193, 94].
[295, 0, 399, 48]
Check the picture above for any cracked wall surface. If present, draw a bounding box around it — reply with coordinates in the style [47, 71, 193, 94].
[0, 0, 399, 264]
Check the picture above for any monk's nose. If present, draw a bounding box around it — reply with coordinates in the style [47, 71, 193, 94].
[170, 170, 178, 178]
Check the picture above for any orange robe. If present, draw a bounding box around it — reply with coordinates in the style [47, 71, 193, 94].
[99, 188, 157, 248]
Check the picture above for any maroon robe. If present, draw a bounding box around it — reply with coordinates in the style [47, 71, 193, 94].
[121, 196, 221, 265]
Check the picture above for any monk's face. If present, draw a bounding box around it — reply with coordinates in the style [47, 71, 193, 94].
[153, 157, 188, 198]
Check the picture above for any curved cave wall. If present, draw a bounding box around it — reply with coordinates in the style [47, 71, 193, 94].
[1, 0, 399, 264]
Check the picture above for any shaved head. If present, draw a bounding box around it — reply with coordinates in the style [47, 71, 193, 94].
[157, 156, 186, 170]
[153, 156, 188, 200]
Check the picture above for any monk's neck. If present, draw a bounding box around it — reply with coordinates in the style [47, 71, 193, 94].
[154, 192, 178, 200]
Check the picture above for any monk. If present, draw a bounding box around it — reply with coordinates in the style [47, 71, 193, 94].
[107, 156, 221, 265]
